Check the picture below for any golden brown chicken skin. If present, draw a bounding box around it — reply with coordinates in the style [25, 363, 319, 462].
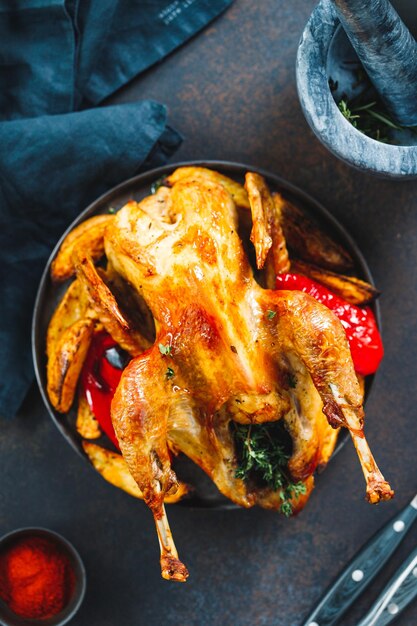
[47, 167, 393, 582]
[105, 171, 393, 580]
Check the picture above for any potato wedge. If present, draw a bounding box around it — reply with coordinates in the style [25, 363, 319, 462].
[51, 214, 114, 282]
[291, 260, 380, 305]
[165, 166, 250, 209]
[274, 192, 354, 272]
[76, 390, 101, 439]
[82, 442, 189, 503]
[47, 318, 95, 412]
[46, 278, 93, 359]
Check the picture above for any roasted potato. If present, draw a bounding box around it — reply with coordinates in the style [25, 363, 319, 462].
[274, 192, 354, 272]
[47, 318, 94, 412]
[76, 390, 101, 439]
[51, 214, 113, 283]
[46, 278, 92, 357]
[82, 442, 189, 503]
[291, 260, 380, 305]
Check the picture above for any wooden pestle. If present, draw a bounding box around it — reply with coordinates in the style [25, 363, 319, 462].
[331, 0, 417, 126]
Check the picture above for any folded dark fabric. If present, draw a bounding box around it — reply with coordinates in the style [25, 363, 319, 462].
[0, 0, 233, 417]
[0, 102, 181, 417]
[76, 0, 234, 107]
[0, 0, 233, 117]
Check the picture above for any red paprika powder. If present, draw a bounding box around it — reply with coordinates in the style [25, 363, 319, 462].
[0, 535, 76, 620]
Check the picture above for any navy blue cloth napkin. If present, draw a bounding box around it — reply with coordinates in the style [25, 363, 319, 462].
[0, 0, 233, 417]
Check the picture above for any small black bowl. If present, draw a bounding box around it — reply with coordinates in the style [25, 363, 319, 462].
[0, 528, 86, 626]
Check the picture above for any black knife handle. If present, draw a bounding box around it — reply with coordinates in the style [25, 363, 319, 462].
[301, 495, 417, 626]
[357, 547, 417, 626]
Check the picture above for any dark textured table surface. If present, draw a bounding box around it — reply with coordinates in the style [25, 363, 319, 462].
[3, 1, 417, 625]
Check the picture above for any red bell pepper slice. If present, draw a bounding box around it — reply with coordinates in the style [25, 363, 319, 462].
[80, 332, 126, 449]
[275, 273, 383, 376]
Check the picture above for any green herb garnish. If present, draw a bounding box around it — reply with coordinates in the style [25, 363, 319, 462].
[338, 98, 417, 143]
[108, 207, 116, 214]
[267, 310, 276, 320]
[331, 64, 417, 144]
[232, 422, 306, 517]
[338, 99, 360, 128]
[165, 367, 175, 380]
[159, 343, 172, 356]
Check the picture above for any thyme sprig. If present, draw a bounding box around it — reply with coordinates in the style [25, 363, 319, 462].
[233, 422, 306, 517]
[159, 343, 172, 356]
[331, 66, 417, 143]
[338, 98, 417, 143]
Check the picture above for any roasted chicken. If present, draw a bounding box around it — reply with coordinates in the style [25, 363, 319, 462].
[46, 167, 393, 582]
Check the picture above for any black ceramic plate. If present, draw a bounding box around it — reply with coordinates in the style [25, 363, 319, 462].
[32, 160, 380, 509]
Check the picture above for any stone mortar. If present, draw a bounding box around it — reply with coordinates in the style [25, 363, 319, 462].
[296, 0, 417, 179]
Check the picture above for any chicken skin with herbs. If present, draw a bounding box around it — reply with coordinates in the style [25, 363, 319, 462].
[46, 167, 393, 582]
